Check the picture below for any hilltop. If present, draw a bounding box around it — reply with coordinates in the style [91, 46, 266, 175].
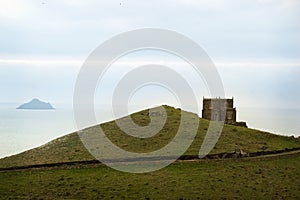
[0, 105, 299, 168]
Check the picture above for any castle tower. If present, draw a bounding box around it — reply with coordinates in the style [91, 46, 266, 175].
[202, 97, 236, 124]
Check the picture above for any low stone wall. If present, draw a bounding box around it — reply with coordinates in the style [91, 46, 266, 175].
[227, 121, 247, 128]
[1, 147, 299, 171]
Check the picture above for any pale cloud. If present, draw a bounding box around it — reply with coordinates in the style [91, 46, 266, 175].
[0, 0, 299, 108]
[0, 0, 32, 20]
[0, 58, 82, 68]
[176, 0, 225, 7]
[0, 55, 299, 108]
[63, 0, 98, 7]
[0, 0, 299, 59]
[214, 61, 300, 68]
[1, 56, 299, 69]
[284, 0, 300, 6]
[257, 0, 283, 5]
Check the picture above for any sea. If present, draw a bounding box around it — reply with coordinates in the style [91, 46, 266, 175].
[0, 103, 299, 159]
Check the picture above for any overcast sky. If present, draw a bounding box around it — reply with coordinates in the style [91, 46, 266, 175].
[0, 0, 299, 109]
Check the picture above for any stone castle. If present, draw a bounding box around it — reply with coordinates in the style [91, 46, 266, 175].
[202, 97, 247, 127]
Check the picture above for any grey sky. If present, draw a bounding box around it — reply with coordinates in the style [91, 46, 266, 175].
[0, 0, 299, 109]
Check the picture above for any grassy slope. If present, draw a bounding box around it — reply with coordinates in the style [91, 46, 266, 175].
[0, 105, 299, 168]
[0, 153, 299, 199]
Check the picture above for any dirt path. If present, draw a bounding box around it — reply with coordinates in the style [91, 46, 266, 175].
[1, 148, 300, 172]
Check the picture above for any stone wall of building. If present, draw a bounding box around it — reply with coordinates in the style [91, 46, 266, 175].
[202, 97, 236, 124]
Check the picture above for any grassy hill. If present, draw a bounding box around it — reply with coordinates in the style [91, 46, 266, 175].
[0, 105, 299, 168]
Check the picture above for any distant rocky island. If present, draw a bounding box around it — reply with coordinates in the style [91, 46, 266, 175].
[17, 98, 54, 110]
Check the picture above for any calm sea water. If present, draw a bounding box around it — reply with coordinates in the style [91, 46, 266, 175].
[0, 104, 75, 159]
[238, 107, 300, 137]
[0, 103, 299, 158]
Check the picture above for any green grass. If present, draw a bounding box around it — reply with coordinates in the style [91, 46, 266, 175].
[0, 105, 299, 199]
[0, 105, 299, 168]
[0, 153, 299, 199]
